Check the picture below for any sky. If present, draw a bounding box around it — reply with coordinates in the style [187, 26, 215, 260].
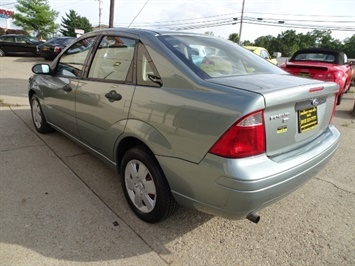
[0, 0, 354, 42]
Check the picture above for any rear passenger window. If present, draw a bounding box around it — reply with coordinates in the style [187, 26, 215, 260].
[137, 42, 162, 87]
[88, 36, 136, 82]
[1, 37, 14, 42]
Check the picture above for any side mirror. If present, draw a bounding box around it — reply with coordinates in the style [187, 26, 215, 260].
[32, 64, 51, 74]
[273, 52, 282, 58]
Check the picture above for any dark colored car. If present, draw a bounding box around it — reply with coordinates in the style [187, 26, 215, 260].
[38, 37, 76, 60]
[0, 34, 44, 56]
[280, 48, 355, 105]
[28, 28, 340, 224]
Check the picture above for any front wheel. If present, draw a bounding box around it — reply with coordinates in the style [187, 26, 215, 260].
[121, 145, 178, 223]
[30, 94, 53, 133]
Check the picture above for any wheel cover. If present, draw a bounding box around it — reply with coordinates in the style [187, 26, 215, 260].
[124, 159, 157, 213]
[31, 99, 42, 129]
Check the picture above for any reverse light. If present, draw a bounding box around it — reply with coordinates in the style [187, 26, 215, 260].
[209, 110, 266, 158]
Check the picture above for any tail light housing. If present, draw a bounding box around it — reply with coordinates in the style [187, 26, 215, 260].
[54, 46, 61, 53]
[209, 110, 266, 158]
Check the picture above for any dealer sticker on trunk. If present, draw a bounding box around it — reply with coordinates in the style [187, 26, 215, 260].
[298, 106, 318, 133]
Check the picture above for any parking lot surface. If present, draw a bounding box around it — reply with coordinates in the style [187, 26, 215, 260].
[1, 56, 354, 265]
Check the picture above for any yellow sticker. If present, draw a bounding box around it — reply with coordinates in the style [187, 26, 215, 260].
[277, 126, 288, 134]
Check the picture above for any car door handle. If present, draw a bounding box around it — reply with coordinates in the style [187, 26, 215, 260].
[105, 90, 122, 102]
[63, 85, 72, 92]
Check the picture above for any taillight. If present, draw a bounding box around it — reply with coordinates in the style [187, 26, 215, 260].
[326, 71, 344, 81]
[325, 73, 335, 81]
[209, 110, 265, 158]
[54, 46, 60, 53]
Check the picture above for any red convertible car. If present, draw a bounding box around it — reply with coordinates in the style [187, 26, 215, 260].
[280, 48, 354, 105]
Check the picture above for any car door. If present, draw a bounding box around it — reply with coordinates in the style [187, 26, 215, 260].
[1, 36, 16, 53]
[75, 35, 137, 159]
[42, 36, 97, 138]
[14, 36, 32, 53]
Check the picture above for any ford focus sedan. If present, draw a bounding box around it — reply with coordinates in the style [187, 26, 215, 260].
[28, 28, 340, 224]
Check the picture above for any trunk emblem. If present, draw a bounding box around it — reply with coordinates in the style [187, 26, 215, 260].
[269, 112, 290, 121]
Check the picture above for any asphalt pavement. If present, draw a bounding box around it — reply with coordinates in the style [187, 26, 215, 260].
[1, 56, 354, 265]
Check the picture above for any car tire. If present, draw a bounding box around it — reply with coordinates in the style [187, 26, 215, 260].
[121, 145, 178, 223]
[30, 94, 53, 133]
[0, 48, 6, 56]
[337, 92, 343, 105]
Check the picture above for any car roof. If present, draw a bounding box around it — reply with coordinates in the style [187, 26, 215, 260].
[290, 48, 345, 64]
[1, 34, 28, 37]
[89, 27, 208, 37]
[292, 48, 344, 57]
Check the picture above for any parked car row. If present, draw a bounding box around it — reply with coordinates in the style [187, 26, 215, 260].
[0, 34, 75, 60]
[0, 34, 44, 56]
[28, 28, 341, 224]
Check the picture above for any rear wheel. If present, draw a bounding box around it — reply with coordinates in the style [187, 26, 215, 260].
[0, 48, 6, 57]
[30, 94, 53, 133]
[337, 92, 343, 105]
[121, 145, 178, 223]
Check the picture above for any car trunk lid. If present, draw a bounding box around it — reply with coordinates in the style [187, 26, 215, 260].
[283, 62, 331, 79]
[207, 74, 339, 156]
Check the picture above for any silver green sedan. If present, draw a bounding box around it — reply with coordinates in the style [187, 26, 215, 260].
[28, 28, 340, 224]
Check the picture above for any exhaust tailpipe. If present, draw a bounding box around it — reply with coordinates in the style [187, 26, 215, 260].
[246, 212, 260, 224]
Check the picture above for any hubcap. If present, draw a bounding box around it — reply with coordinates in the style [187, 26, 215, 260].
[124, 159, 157, 213]
[32, 99, 42, 129]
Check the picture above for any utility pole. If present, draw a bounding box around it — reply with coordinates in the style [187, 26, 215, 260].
[96, 0, 103, 29]
[109, 0, 115, 28]
[238, 0, 245, 45]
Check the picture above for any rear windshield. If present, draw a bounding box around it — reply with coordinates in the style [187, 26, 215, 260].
[47, 38, 74, 45]
[292, 52, 336, 63]
[158, 34, 284, 79]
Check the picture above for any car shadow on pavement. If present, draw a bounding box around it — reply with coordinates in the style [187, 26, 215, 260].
[1, 107, 214, 263]
[334, 89, 355, 120]
[14, 56, 47, 63]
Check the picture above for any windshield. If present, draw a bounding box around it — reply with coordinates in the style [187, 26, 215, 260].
[158, 34, 284, 79]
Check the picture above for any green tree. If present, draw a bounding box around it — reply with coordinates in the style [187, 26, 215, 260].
[242, 40, 253, 46]
[60, 10, 93, 37]
[228, 33, 239, 43]
[342, 35, 355, 58]
[13, 0, 59, 40]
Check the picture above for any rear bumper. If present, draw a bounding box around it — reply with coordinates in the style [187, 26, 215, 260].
[158, 124, 340, 220]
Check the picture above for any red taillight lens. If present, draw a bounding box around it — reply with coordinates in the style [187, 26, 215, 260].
[209, 110, 266, 158]
[325, 73, 335, 81]
[54, 46, 60, 53]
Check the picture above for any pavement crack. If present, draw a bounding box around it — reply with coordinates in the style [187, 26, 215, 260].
[65, 152, 89, 158]
[1, 144, 45, 152]
[314, 177, 355, 196]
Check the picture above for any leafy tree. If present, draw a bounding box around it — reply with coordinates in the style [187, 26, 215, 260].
[13, 0, 59, 40]
[228, 33, 239, 43]
[242, 40, 253, 46]
[342, 35, 355, 58]
[60, 10, 93, 37]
